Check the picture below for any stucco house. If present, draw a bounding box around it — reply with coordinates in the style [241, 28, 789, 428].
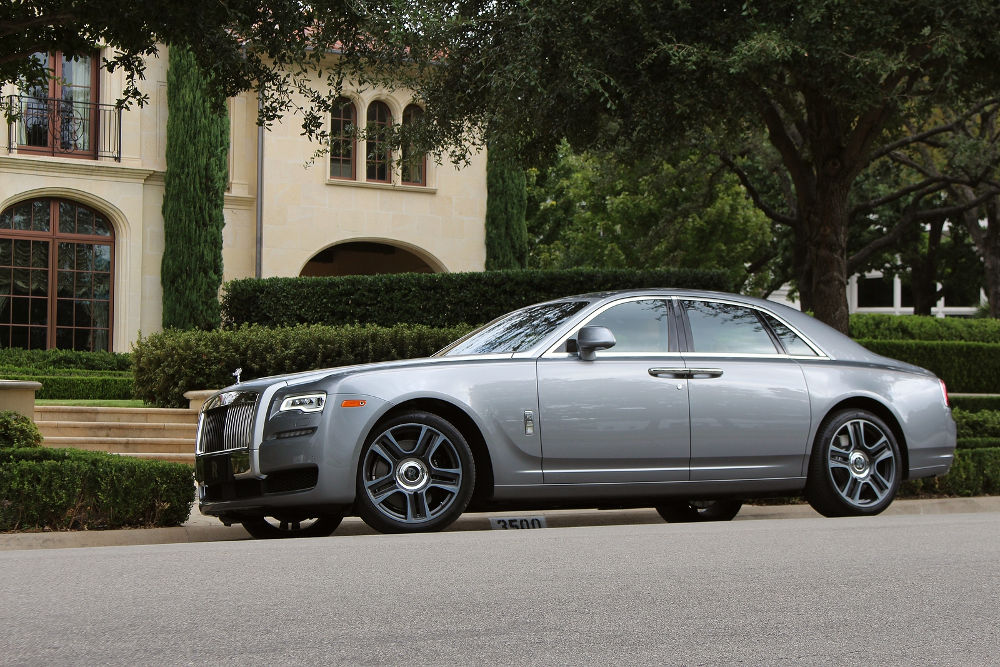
[1, 47, 487, 354]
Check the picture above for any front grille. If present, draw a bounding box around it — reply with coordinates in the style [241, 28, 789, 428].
[198, 391, 259, 454]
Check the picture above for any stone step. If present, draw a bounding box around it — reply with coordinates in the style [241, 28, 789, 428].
[35, 420, 196, 440]
[42, 437, 196, 455]
[33, 405, 198, 424]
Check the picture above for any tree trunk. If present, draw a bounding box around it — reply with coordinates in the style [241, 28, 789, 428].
[909, 218, 944, 316]
[801, 180, 851, 334]
[983, 200, 1000, 318]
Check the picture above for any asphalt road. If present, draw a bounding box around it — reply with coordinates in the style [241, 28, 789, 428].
[2, 512, 998, 666]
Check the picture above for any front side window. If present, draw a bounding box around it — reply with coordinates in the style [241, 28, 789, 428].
[0, 198, 113, 351]
[438, 301, 590, 356]
[401, 104, 426, 186]
[582, 299, 671, 353]
[365, 101, 392, 183]
[682, 300, 778, 355]
[329, 98, 356, 179]
[18, 51, 99, 157]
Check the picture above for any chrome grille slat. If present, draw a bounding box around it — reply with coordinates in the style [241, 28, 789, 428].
[198, 391, 259, 454]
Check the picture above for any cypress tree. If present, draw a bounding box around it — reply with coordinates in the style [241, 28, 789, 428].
[484, 151, 528, 270]
[161, 45, 229, 330]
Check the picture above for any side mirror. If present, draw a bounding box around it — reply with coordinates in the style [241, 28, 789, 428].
[576, 326, 616, 361]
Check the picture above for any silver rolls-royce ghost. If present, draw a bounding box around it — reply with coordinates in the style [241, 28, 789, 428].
[194, 289, 956, 537]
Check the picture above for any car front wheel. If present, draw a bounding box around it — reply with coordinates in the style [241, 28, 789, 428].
[807, 409, 901, 517]
[655, 499, 743, 522]
[356, 411, 475, 534]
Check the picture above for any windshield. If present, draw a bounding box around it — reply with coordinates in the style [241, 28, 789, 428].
[436, 301, 590, 356]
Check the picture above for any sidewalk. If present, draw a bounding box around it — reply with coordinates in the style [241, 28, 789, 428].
[2, 496, 998, 551]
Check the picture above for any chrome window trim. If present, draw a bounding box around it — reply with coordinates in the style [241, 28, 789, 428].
[541, 295, 674, 358]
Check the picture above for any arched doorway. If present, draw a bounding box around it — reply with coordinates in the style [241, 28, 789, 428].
[0, 197, 114, 351]
[300, 241, 436, 276]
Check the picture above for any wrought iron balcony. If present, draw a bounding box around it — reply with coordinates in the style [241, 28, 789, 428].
[6, 95, 121, 161]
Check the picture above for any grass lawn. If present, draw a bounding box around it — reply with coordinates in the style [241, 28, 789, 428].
[35, 398, 146, 408]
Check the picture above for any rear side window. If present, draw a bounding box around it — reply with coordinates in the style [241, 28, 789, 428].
[682, 300, 778, 355]
[761, 313, 819, 356]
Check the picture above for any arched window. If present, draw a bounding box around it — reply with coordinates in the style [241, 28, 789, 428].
[0, 198, 114, 351]
[365, 101, 392, 183]
[329, 97, 356, 179]
[401, 104, 426, 186]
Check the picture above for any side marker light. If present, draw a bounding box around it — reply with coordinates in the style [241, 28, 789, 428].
[341, 399, 367, 408]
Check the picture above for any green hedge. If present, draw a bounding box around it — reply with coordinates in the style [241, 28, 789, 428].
[0, 372, 134, 400]
[857, 339, 1000, 394]
[0, 448, 194, 531]
[132, 323, 475, 407]
[0, 347, 131, 371]
[0, 411, 42, 448]
[850, 314, 1000, 343]
[957, 438, 1000, 450]
[221, 268, 733, 328]
[950, 395, 1000, 412]
[952, 409, 1000, 438]
[901, 448, 1000, 497]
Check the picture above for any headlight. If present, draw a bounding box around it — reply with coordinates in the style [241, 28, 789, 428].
[278, 392, 327, 413]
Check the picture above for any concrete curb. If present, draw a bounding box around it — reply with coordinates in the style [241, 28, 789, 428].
[2, 496, 998, 551]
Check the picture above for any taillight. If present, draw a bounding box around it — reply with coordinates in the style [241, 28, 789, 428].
[940, 379, 950, 408]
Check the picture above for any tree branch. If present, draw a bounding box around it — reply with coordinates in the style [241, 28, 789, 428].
[717, 152, 799, 228]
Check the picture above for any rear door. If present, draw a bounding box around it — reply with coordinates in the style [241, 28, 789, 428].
[677, 299, 812, 481]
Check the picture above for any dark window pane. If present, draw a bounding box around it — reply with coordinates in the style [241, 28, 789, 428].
[683, 301, 778, 355]
[0, 297, 10, 322]
[13, 240, 31, 268]
[74, 328, 92, 351]
[0, 239, 11, 266]
[57, 243, 74, 270]
[0, 269, 10, 295]
[56, 327, 73, 348]
[11, 297, 28, 323]
[94, 245, 111, 272]
[12, 269, 29, 296]
[74, 300, 92, 327]
[91, 328, 109, 352]
[77, 207, 93, 235]
[75, 244, 93, 271]
[75, 271, 92, 298]
[762, 313, 817, 356]
[29, 298, 47, 324]
[10, 326, 28, 348]
[0, 210, 11, 230]
[93, 215, 111, 237]
[0, 325, 8, 345]
[93, 273, 110, 299]
[57, 271, 73, 298]
[59, 201, 76, 233]
[57, 299, 73, 326]
[29, 326, 47, 349]
[585, 299, 670, 353]
[857, 276, 894, 308]
[12, 203, 29, 230]
[31, 200, 51, 231]
[91, 300, 109, 327]
[31, 241, 48, 268]
[30, 269, 47, 297]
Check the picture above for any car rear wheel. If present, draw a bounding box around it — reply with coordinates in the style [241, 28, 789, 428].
[806, 409, 901, 517]
[241, 514, 343, 539]
[356, 411, 475, 534]
[655, 499, 743, 522]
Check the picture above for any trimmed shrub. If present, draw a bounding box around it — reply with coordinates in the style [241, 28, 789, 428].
[950, 395, 1000, 413]
[0, 411, 42, 449]
[0, 448, 194, 531]
[900, 448, 1000, 497]
[132, 323, 474, 407]
[857, 340, 1000, 393]
[0, 347, 130, 371]
[221, 267, 733, 328]
[952, 409, 1000, 439]
[957, 438, 1000, 450]
[850, 313, 1000, 343]
[0, 371, 133, 401]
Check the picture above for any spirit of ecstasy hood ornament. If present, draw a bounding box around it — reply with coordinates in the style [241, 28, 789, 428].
[233, 367, 243, 384]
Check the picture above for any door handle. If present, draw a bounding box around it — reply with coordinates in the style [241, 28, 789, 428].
[648, 368, 690, 378]
[687, 368, 724, 378]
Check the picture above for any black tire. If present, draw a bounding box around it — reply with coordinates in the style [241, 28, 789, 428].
[241, 514, 343, 539]
[655, 499, 743, 523]
[806, 409, 901, 517]
[356, 411, 476, 534]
